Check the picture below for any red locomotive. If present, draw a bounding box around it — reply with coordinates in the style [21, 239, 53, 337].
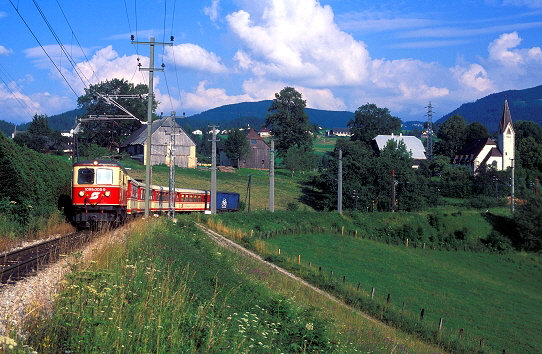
[72, 160, 240, 229]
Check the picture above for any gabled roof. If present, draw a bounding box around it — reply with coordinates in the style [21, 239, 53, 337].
[498, 99, 514, 134]
[121, 116, 195, 147]
[457, 137, 495, 158]
[373, 134, 426, 160]
[245, 128, 262, 140]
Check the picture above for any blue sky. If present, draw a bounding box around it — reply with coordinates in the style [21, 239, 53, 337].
[1, 0, 541, 125]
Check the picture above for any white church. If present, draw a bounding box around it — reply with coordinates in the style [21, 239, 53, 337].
[453, 100, 515, 172]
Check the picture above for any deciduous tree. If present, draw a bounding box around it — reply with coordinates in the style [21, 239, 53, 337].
[347, 103, 401, 145]
[223, 128, 250, 168]
[266, 87, 313, 157]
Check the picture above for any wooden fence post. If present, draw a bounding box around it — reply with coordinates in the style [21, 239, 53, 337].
[406, 238, 409, 247]
[297, 255, 301, 264]
[402, 302, 405, 313]
[357, 283, 361, 291]
[278, 248, 280, 255]
[355, 230, 358, 238]
[341, 226, 344, 236]
[458, 328, 464, 340]
[371, 287, 375, 299]
[438, 318, 443, 331]
[420, 308, 425, 321]
[386, 293, 391, 305]
[342, 275, 346, 283]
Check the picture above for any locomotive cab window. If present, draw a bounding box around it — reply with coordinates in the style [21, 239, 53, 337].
[78, 168, 95, 184]
[96, 168, 113, 184]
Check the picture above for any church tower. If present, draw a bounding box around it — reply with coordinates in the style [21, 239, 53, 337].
[498, 99, 515, 170]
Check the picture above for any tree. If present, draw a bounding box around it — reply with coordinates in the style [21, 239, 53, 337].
[77, 78, 156, 151]
[284, 146, 318, 176]
[347, 103, 401, 145]
[223, 128, 250, 168]
[434, 114, 467, 159]
[514, 197, 542, 252]
[266, 87, 313, 157]
[464, 121, 489, 143]
[28, 114, 52, 136]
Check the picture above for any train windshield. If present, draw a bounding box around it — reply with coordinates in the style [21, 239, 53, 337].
[78, 168, 95, 184]
[96, 168, 113, 184]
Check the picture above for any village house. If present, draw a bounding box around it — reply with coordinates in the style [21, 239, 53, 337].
[120, 116, 197, 168]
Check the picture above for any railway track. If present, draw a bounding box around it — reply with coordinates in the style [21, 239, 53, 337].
[0, 231, 92, 284]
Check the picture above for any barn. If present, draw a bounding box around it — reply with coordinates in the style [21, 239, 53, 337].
[120, 116, 197, 168]
[219, 128, 271, 169]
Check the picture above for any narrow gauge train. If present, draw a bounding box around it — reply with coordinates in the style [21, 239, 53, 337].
[72, 160, 240, 229]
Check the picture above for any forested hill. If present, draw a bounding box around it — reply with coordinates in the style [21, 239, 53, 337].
[436, 85, 542, 133]
[181, 100, 355, 131]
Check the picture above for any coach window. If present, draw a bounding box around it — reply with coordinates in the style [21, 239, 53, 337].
[96, 169, 113, 184]
[78, 168, 95, 184]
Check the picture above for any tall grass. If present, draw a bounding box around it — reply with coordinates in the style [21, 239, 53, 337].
[24, 219, 340, 353]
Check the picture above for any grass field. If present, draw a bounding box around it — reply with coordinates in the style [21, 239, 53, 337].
[21, 219, 441, 353]
[204, 211, 542, 353]
[122, 159, 312, 211]
[264, 234, 542, 353]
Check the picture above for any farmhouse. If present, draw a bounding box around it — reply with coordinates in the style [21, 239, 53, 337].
[372, 133, 427, 168]
[328, 128, 352, 137]
[453, 100, 515, 172]
[120, 116, 197, 168]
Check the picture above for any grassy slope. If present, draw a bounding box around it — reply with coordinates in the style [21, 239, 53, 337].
[265, 234, 542, 353]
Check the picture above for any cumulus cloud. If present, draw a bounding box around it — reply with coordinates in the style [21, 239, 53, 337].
[163, 44, 228, 74]
[451, 63, 496, 92]
[227, 0, 371, 87]
[183, 81, 254, 111]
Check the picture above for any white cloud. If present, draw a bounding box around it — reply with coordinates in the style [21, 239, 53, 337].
[502, 0, 542, 8]
[163, 44, 228, 74]
[226, 0, 371, 87]
[0, 45, 13, 56]
[204, 0, 221, 22]
[183, 81, 254, 111]
[451, 63, 496, 92]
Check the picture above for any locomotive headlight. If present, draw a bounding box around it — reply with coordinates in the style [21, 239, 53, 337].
[78, 190, 85, 197]
[104, 190, 111, 197]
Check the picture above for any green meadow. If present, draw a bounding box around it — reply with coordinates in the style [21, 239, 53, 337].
[205, 211, 542, 353]
[19, 218, 439, 353]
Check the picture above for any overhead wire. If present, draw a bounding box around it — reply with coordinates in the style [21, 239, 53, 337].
[55, 0, 100, 84]
[0, 63, 37, 118]
[160, 0, 175, 112]
[8, 0, 79, 98]
[169, 0, 186, 115]
[31, 0, 92, 89]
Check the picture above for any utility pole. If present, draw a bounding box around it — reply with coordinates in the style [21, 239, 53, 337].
[337, 148, 343, 213]
[132, 36, 172, 218]
[166, 112, 182, 219]
[269, 139, 275, 212]
[391, 170, 396, 212]
[510, 159, 515, 214]
[208, 124, 220, 214]
[425, 102, 434, 160]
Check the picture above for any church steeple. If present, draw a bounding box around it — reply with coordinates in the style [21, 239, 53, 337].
[498, 99, 515, 170]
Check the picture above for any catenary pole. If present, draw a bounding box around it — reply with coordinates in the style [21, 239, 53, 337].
[269, 139, 275, 212]
[132, 37, 172, 218]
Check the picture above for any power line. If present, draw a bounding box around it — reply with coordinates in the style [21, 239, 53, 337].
[8, 0, 79, 98]
[32, 0, 91, 88]
[55, 0, 100, 84]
